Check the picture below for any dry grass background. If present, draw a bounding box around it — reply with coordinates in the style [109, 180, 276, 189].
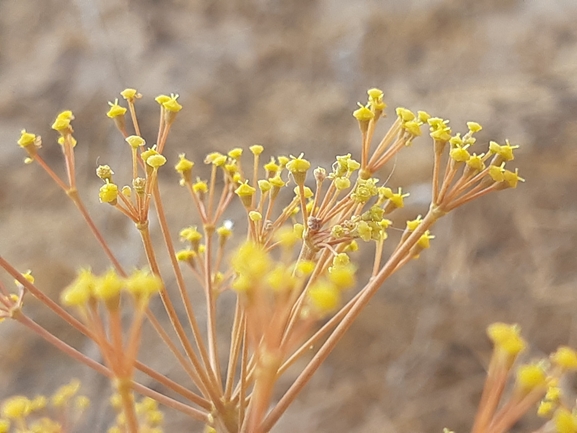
[1, 0, 577, 432]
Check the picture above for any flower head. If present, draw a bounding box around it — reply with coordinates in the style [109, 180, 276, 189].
[487, 322, 526, 365]
[99, 181, 118, 204]
[106, 99, 127, 119]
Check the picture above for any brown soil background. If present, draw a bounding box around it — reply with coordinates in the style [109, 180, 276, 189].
[1, 0, 577, 432]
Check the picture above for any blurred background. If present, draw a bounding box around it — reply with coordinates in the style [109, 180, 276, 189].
[1, 0, 577, 431]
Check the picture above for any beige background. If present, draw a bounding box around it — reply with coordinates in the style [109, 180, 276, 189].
[1, 0, 577, 432]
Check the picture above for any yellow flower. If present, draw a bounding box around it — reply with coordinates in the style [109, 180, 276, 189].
[125, 135, 145, 149]
[355, 221, 372, 242]
[249, 144, 264, 155]
[367, 88, 383, 100]
[381, 187, 409, 210]
[406, 215, 422, 231]
[162, 93, 182, 113]
[277, 155, 289, 167]
[489, 140, 518, 162]
[205, 152, 227, 167]
[96, 165, 114, 181]
[179, 226, 203, 245]
[334, 177, 351, 190]
[228, 148, 243, 159]
[351, 178, 378, 203]
[155, 94, 171, 105]
[258, 179, 272, 193]
[235, 181, 256, 207]
[1, 396, 31, 419]
[120, 88, 140, 100]
[99, 181, 119, 204]
[428, 117, 452, 142]
[17, 130, 37, 148]
[417, 231, 434, 249]
[286, 154, 311, 187]
[266, 265, 296, 292]
[192, 179, 208, 194]
[307, 281, 341, 315]
[353, 102, 374, 122]
[293, 186, 313, 199]
[396, 107, 415, 122]
[551, 346, 577, 370]
[274, 225, 302, 249]
[515, 363, 548, 393]
[403, 120, 422, 136]
[51, 111, 75, 133]
[94, 269, 124, 303]
[14, 270, 34, 287]
[51, 379, 81, 408]
[487, 322, 526, 361]
[367, 88, 386, 111]
[553, 408, 577, 433]
[489, 163, 506, 183]
[146, 154, 167, 169]
[418, 111, 431, 123]
[328, 264, 356, 289]
[503, 168, 525, 189]
[216, 223, 233, 240]
[176, 249, 196, 262]
[125, 270, 162, 305]
[269, 175, 285, 188]
[263, 157, 278, 173]
[141, 146, 159, 162]
[0, 419, 9, 433]
[538, 400, 554, 418]
[106, 99, 127, 118]
[231, 242, 272, 285]
[60, 269, 96, 307]
[467, 121, 482, 133]
[466, 153, 485, 172]
[175, 154, 194, 185]
[295, 260, 315, 276]
[449, 144, 471, 162]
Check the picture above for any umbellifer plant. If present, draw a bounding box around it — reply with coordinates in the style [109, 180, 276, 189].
[1, 88, 575, 433]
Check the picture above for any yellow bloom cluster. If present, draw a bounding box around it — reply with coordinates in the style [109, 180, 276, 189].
[108, 394, 164, 433]
[0, 379, 88, 433]
[61, 268, 161, 310]
[476, 324, 577, 433]
[7, 87, 531, 433]
[229, 240, 356, 318]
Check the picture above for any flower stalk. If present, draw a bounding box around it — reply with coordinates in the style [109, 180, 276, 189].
[1, 87, 551, 433]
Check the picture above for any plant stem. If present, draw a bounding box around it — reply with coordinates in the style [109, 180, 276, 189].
[261, 209, 440, 431]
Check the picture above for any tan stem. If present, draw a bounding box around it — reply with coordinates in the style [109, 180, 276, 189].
[261, 209, 440, 431]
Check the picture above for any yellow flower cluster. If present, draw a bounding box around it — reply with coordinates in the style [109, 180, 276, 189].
[0, 379, 88, 433]
[478, 323, 577, 433]
[61, 268, 161, 310]
[7, 87, 532, 433]
[109, 394, 164, 433]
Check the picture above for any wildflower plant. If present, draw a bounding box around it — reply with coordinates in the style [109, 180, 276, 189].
[0, 86, 571, 433]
